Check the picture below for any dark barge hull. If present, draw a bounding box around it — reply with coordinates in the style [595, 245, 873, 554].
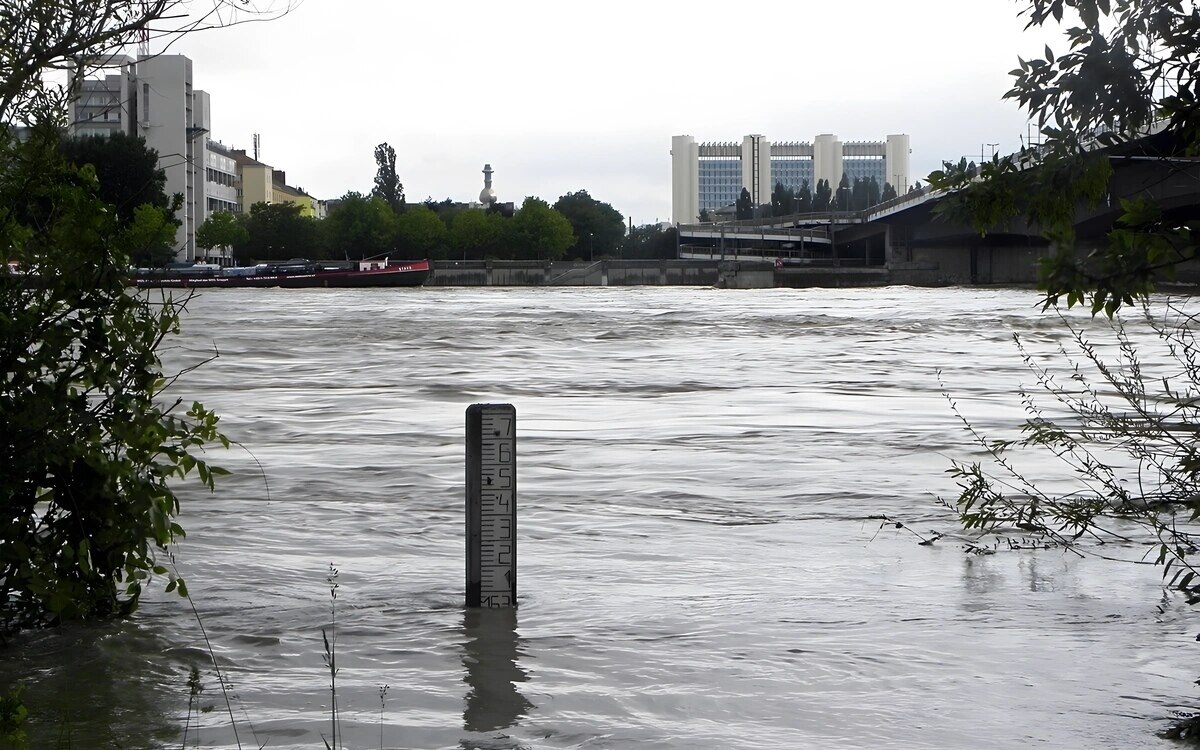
[134, 260, 432, 289]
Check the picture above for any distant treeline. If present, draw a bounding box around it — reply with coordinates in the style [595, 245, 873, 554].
[58, 133, 678, 266]
[208, 190, 677, 265]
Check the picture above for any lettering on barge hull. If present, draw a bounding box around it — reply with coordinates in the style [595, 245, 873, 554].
[466, 403, 517, 608]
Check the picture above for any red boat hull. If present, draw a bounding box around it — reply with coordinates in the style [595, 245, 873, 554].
[134, 260, 432, 289]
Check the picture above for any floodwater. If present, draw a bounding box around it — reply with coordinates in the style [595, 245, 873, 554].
[3, 285, 1198, 749]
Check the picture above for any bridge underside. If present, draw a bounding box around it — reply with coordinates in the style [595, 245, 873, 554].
[679, 156, 1200, 287]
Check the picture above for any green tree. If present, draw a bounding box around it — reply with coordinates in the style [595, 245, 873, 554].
[393, 204, 447, 260]
[371, 142, 405, 214]
[881, 181, 898, 202]
[850, 177, 867, 211]
[237, 201, 321, 263]
[770, 181, 796, 217]
[196, 210, 248, 262]
[622, 223, 677, 260]
[698, 208, 712, 223]
[813, 179, 832, 212]
[925, 1, 1200, 737]
[0, 0, 288, 637]
[449, 209, 504, 260]
[929, 1, 1198, 314]
[0, 125, 227, 633]
[835, 173, 851, 211]
[735, 187, 753, 220]
[1, 2, 291, 128]
[123, 203, 179, 267]
[552, 190, 625, 261]
[422, 197, 465, 228]
[796, 180, 813, 213]
[58, 131, 180, 265]
[58, 132, 174, 229]
[508, 197, 574, 260]
[866, 176, 881, 208]
[322, 192, 396, 261]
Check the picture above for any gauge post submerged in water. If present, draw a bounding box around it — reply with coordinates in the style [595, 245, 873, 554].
[465, 403, 517, 608]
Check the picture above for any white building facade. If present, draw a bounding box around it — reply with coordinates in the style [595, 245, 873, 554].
[205, 141, 239, 215]
[671, 133, 911, 224]
[68, 54, 215, 261]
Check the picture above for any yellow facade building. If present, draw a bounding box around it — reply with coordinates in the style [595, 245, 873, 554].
[272, 175, 317, 218]
[231, 149, 273, 213]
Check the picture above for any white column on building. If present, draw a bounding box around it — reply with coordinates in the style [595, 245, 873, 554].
[756, 136, 772, 206]
[885, 133, 912, 193]
[813, 133, 843, 189]
[671, 135, 699, 224]
[191, 90, 211, 246]
[739, 134, 772, 207]
[136, 55, 197, 260]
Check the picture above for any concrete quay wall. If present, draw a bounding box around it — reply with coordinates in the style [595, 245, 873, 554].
[425, 258, 999, 289]
[426, 249, 1200, 290]
[429, 260, 768, 288]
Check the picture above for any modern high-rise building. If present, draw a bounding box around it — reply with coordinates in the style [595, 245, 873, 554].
[68, 54, 214, 261]
[671, 133, 911, 224]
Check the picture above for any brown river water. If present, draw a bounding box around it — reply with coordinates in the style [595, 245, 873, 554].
[2, 285, 1198, 749]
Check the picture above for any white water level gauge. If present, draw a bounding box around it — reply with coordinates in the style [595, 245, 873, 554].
[465, 403, 517, 607]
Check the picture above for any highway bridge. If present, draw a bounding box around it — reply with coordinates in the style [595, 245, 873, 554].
[677, 129, 1200, 287]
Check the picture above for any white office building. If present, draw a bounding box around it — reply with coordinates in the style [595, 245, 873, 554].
[68, 54, 213, 261]
[671, 133, 911, 224]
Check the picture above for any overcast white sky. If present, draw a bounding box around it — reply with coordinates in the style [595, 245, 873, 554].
[170, 0, 1060, 224]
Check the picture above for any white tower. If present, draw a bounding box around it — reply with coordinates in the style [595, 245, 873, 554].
[479, 164, 497, 206]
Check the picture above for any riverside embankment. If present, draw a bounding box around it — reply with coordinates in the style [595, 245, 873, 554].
[429, 259, 895, 288]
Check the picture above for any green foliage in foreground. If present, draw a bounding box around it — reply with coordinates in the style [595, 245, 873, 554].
[0, 126, 227, 633]
[945, 306, 1200, 586]
[938, 303, 1200, 737]
[58, 131, 180, 267]
[928, 0, 1200, 737]
[927, 0, 1200, 317]
[0, 684, 26, 750]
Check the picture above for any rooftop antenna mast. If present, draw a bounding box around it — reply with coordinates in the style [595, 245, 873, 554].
[137, 1, 151, 58]
[253, 133, 260, 161]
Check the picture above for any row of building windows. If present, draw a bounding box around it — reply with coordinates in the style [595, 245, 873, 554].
[771, 162, 815, 189]
[698, 186, 740, 211]
[843, 159, 887, 186]
[83, 108, 118, 122]
[206, 197, 238, 213]
[206, 167, 236, 187]
[698, 159, 742, 210]
[697, 154, 895, 209]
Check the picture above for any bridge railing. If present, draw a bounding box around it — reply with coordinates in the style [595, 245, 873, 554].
[681, 222, 830, 236]
[696, 210, 868, 230]
[862, 185, 941, 221]
[678, 244, 882, 267]
[859, 118, 1171, 221]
